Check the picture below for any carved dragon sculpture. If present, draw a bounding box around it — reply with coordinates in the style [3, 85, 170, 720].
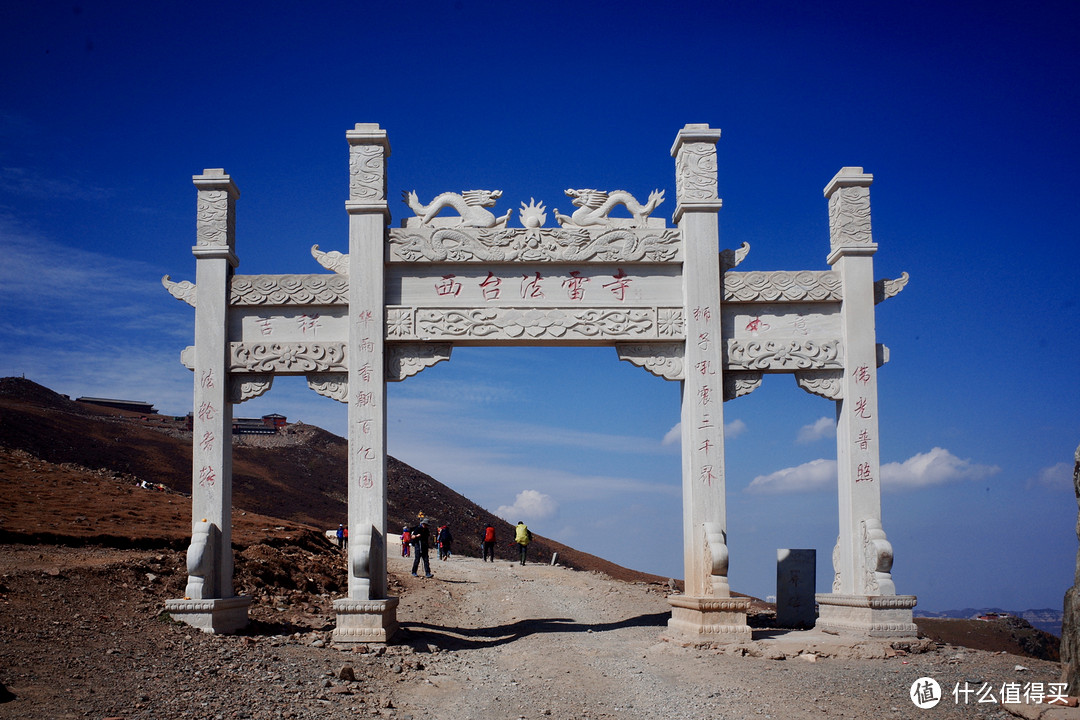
[555, 188, 665, 228]
[402, 190, 512, 228]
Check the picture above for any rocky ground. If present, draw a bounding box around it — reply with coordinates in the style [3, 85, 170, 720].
[0, 542, 1071, 720]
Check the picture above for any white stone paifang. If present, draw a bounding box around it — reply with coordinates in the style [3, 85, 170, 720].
[166, 125, 913, 642]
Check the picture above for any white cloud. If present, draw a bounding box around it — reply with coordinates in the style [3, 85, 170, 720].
[661, 419, 746, 446]
[725, 419, 747, 439]
[880, 447, 1000, 489]
[796, 416, 835, 444]
[496, 490, 557, 522]
[745, 447, 1001, 494]
[745, 458, 837, 494]
[1027, 461, 1074, 491]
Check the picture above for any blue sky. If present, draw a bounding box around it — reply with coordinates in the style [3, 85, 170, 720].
[2, 1, 1077, 613]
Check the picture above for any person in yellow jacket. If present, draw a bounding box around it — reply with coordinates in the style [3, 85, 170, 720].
[514, 521, 532, 566]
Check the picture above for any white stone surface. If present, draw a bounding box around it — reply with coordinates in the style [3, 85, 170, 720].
[166, 125, 914, 642]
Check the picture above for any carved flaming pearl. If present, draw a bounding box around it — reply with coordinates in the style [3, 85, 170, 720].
[519, 198, 547, 229]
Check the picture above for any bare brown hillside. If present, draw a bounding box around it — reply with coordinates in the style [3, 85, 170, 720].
[0, 377, 663, 583]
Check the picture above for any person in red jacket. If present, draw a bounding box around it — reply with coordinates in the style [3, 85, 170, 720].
[482, 524, 496, 562]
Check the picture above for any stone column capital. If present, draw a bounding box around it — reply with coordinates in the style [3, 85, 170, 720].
[669, 123, 722, 156]
[823, 166, 873, 199]
[193, 169, 240, 198]
[346, 123, 391, 211]
[671, 124, 723, 224]
[346, 123, 391, 152]
[825, 167, 876, 262]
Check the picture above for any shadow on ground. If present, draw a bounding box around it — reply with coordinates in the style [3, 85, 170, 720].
[397, 611, 670, 650]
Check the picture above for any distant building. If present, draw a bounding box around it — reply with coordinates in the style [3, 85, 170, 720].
[76, 397, 157, 414]
[232, 414, 288, 435]
[263, 413, 287, 430]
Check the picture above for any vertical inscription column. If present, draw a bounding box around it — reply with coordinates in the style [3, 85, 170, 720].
[818, 167, 915, 636]
[166, 169, 250, 633]
[333, 124, 398, 643]
[667, 125, 750, 639]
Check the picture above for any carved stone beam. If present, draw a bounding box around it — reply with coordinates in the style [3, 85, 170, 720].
[162, 275, 196, 307]
[726, 338, 844, 371]
[387, 343, 452, 382]
[308, 372, 348, 402]
[229, 274, 349, 306]
[387, 226, 682, 264]
[874, 272, 910, 304]
[723, 372, 763, 401]
[795, 370, 844, 400]
[229, 342, 347, 374]
[615, 343, 684, 381]
[311, 245, 349, 275]
[230, 375, 273, 404]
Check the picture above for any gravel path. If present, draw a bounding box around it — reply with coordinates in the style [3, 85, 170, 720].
[0, 545, 1064, 719]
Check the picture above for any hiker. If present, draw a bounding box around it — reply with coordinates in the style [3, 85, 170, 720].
[437, 524, 453, 561]
[400, 526, 411, 557]
[336, 524, 344, 550]
[515, 521, 532, 566]
[482, 524, 496, 562]
[342, 525, 348, 550]
[410, 518, 433, 578]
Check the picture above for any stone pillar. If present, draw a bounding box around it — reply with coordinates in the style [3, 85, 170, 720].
[815, 167, 916, 637]
[666, 125, 751, 639]
[165, 169, 251, 633]
[333, 124, 399, 643]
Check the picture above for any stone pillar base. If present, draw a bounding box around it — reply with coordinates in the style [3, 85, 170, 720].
[667, 595, 752, 640]
[164, 596, 251, 634]
[815, 593, 918, 637]
[332, 597, 399, 644]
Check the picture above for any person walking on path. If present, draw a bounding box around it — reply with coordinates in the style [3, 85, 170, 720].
[336, 524, 345, 551]
[400, 526, 411, 557]
[410, 518, 433, 578]
[515, 521, 532, 566]
[482, 524, 496, 562]
[437, 524, 453, 561]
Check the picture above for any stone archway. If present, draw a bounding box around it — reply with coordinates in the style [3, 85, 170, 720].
[164, 123, 916, 642]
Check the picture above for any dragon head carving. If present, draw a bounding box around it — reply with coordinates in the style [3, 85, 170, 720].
[461, 189, 503, 207]
[564, 188, 608, 210]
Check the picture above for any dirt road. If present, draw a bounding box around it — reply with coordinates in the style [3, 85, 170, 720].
[387, 552, 1054, 720]
[0, 544, 1064, 720]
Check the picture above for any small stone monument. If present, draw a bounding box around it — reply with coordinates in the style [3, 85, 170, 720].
[777, 549, 816, 629]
